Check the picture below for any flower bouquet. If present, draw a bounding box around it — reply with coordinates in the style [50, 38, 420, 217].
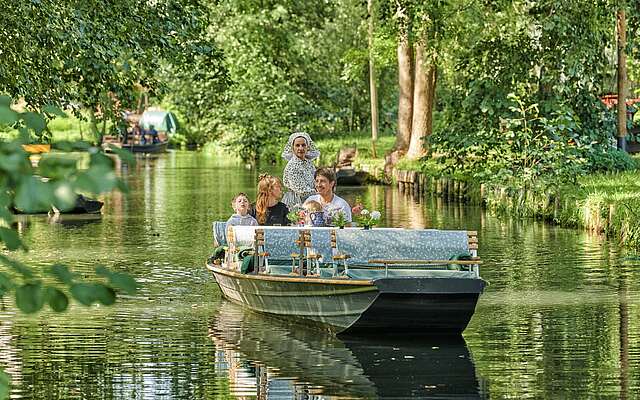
[287, 204, 306, 226]
[328, 208, 348, 228]
[354, 208, 381, 229]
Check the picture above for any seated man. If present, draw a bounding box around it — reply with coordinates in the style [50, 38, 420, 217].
[148, 125, 159, 144]
[134, 124, 146, 145]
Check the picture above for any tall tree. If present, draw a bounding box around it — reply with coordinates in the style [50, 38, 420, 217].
[407, 41, 437, 160]
[368, 0, 379, 158]
[617, 5, 628, 151]
[395, 4, 413, 152]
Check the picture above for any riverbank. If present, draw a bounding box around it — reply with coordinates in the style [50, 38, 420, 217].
[392, 166, 640, 251]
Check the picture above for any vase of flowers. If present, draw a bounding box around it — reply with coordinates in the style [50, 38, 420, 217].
[354, 208, 381, 229]
[287, 204, 306, 226]
[328, 208, 348, 228]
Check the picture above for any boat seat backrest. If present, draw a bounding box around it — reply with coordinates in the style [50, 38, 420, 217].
[212, 221, 228, 247]
[222, 226, 471, 266]
[226, 226, 301, 259]
[262, 229, 303, 259]
[334, 229, 469, 266]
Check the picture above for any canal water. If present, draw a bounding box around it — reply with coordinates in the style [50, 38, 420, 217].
[1, 151, 639, 399]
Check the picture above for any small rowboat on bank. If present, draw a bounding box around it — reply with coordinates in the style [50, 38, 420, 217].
[206, 223, 486, 335]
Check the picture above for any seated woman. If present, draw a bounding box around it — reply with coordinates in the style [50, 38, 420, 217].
[305, 167, 352, 225]
[250, 174, 290, 226]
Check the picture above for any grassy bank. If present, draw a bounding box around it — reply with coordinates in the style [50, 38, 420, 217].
[499, 171, 640, 250]
[0, 112, 98, 143]
[393, 160, 640, 251]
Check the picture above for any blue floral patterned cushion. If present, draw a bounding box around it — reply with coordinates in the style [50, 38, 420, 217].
[222, 225, 470, 266]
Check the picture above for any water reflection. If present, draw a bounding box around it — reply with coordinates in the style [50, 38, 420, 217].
[47, 213, 103, 228]
[210, 301, 486, 399]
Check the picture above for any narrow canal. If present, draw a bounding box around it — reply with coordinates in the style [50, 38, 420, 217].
[1, 151, 639, 399]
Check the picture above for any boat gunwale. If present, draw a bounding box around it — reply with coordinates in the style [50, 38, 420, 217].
[209, 263, 374, 286]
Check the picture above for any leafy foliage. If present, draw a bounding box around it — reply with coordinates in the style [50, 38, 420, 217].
[163, 0, 396, 161]
[0, 0, 208, 142]
[429, 0, 637, 187]
[0, 99, 137, 397]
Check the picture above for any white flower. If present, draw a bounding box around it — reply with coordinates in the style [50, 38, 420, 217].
[370, 211, 381, 220]
[361, 209, 370, 215]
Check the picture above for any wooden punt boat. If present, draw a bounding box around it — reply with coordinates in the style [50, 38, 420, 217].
[104, 140, 168, 154]
[207, 224, 486, 335]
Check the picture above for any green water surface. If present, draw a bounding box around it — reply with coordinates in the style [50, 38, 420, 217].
[1, 151, 639, 399]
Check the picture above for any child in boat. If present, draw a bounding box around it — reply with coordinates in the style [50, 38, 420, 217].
[227, 193, 258, 226]
[281, 132, 320, 210]
[302, 199, 325, 227]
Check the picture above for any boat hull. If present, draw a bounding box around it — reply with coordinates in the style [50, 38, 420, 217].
[210, 264, 485, 335]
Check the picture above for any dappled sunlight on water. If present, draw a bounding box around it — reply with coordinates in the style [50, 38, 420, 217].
[1, 151, 640, 399]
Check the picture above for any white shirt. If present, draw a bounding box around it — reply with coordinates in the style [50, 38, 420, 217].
[306, 193, 352, 223]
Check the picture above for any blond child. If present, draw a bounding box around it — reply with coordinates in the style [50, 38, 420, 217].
[302, 199, 325, 227]
[227, 193, 258, 226]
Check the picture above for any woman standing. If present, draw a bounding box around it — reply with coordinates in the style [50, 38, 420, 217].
[281, 132, 320, 209]
[251, 174, 289, 226]
[305, 167, 352, 224]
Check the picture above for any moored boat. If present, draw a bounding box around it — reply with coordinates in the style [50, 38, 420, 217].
[206, 224, 486, 335]
[104, 140, 168, 154]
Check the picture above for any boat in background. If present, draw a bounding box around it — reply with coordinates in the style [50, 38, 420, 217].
[336, 166, 368, 186]
[51, 194, 103, 214]
[103, 109, 177, 153]
[112, 141, 168, 154]
[13, 194, 103, 215]
[207, 224, 486, 335]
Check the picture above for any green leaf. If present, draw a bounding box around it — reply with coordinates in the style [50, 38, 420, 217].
[15, 282, 45, 313]
[42, 105, 67, 118]
[106, 145, 136, 167]
[14, 176, 53, 213]
[51, 182, 78, 212]
[0, 95, 11, 107]
[94, 284, 116, 305]
[96, 266, 137, 294]
[47, 264, 75, 285]
[0, 207, 14, 225]
[0, 152, 27, 173]
[45, 286, 69, 312]
[38, 155, 79, 179]
[0, 227, 25, 250]
[0, 255, 32, 278]
[72, 141, 91, 151]
[70, 283, 97, 306]
[0, 272, 14, 297]
[22, 112, 47, 134]
[0, 368, 9, 400]
[73, 164, 118, 195]
[0, 106, 18, 125]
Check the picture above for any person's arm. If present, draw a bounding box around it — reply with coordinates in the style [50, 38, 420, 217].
[282, 161, 293, 189]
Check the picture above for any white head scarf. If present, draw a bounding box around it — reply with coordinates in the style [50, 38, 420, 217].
[281, 132, 320, 161]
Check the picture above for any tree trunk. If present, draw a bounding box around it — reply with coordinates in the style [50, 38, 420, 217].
[395, 10, 413, 152]
[368, 0, 378, 158]
[89, 109, 101, 145]
[617, 6, 627, 151]
[407, 42, 437, 160]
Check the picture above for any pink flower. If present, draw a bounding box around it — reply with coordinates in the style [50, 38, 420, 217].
[351, 203, 364, 215]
